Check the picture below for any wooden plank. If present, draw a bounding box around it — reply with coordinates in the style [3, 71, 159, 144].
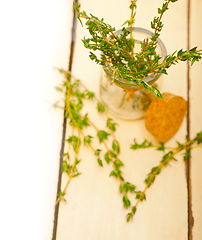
[189, 0, 202, 239]
[56, 0, 189, 239]
[42, 1, 73, 240]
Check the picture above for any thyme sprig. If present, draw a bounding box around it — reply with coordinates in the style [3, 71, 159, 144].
[54, 69, 126, 204]
[53, 70, 202, 222]
[126, 134, 202, 221]
[74, 0, 202, 99]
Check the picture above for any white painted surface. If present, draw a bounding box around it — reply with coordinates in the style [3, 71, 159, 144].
[42, 1, 73, 240]
[1, 1, 72, 240]
[55, 1, 200, 240]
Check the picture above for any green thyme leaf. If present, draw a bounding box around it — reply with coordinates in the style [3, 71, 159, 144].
[157, 143, 165, 151]
[62, 161, 72, 174]
[107, 118, 117, 131]
[95, 149, 101, 156]
[114, 159, 123, 168]
[140, 193, 146, 201]
[112, 141, 116, 151]
[123, 194, 131, 208]
[119, 184, 123, 193]
[84, 135, 93, 145]
[109, 151, 116, 158]
[109, 169, 121, 177]
[86, 91, 94, 99]
[62, 152, 70, 159]
[58, 189, 66, 197]
[97, 102, 105, 112]
[176, 141, 183, 148]
[71, 136, 81, 152]
[97, 130, 110, 143]
[195, 131, 202, 144]
[104, 152, 111, 163]
[131, 139, 153, 150]
[129, 184, 136, 192]
[73, 172, 82, 178]
[183, 150, 190, 161]
[75, 158, 81, 165]
[97, 158, 103, 167]
[135, 192, 141, 199]
[126, 213, 133, 222]
[132, 206, 137, 214]
[82, 114, 90, 127]
[156, 168, 161, 175]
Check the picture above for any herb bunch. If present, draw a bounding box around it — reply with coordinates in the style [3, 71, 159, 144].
[74, 0, 202, 99]
[54, 69, 125, 205]
[53, 70, 202, 222]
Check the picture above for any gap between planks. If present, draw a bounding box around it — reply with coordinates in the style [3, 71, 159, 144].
[51, 2, 78, 240]
[186, 0, 194, 240]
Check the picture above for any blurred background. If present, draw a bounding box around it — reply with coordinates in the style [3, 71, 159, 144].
[0, 1, 71, 239]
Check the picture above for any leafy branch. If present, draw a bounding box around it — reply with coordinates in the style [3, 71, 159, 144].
[54, 69, 126, 204]
[74, 0, 202, 99]
[52, 69, 202, 222]
[126, 133, 202, 221]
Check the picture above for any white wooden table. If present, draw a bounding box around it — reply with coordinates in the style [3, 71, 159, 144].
[43, 0, 202, 239]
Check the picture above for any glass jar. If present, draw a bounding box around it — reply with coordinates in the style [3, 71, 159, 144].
[99, 27, 167, 120]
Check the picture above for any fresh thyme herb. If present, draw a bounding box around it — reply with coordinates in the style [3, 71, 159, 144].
[54, 69, 125, 205]
[52, 0, 202, 223]
[74, 0, 202, 99]
[126, 135, 202, 221]
[53, 69, 202, 222]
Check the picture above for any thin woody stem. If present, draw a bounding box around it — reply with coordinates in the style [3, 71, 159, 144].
[54, 68, 118, 142]
[76, 15, 134, 58]
[147, 50, 202, 74]
[134, 151, 176, 208]
[79, 14, 117, 39]
[128, 138, 201, 219]
[55, 176, 72, 206]
[55, 129, 81, 205]
[149, 0, 171, 50]
[78, 112, 110, 152]
[129, 1, 135, 53]
[99, 30, 134, 60]
[49, 91, 110, 153]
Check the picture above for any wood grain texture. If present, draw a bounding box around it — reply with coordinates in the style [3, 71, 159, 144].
[55, 0, 190, 239]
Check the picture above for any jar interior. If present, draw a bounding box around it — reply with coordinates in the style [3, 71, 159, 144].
[99, 27, 166, 120]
